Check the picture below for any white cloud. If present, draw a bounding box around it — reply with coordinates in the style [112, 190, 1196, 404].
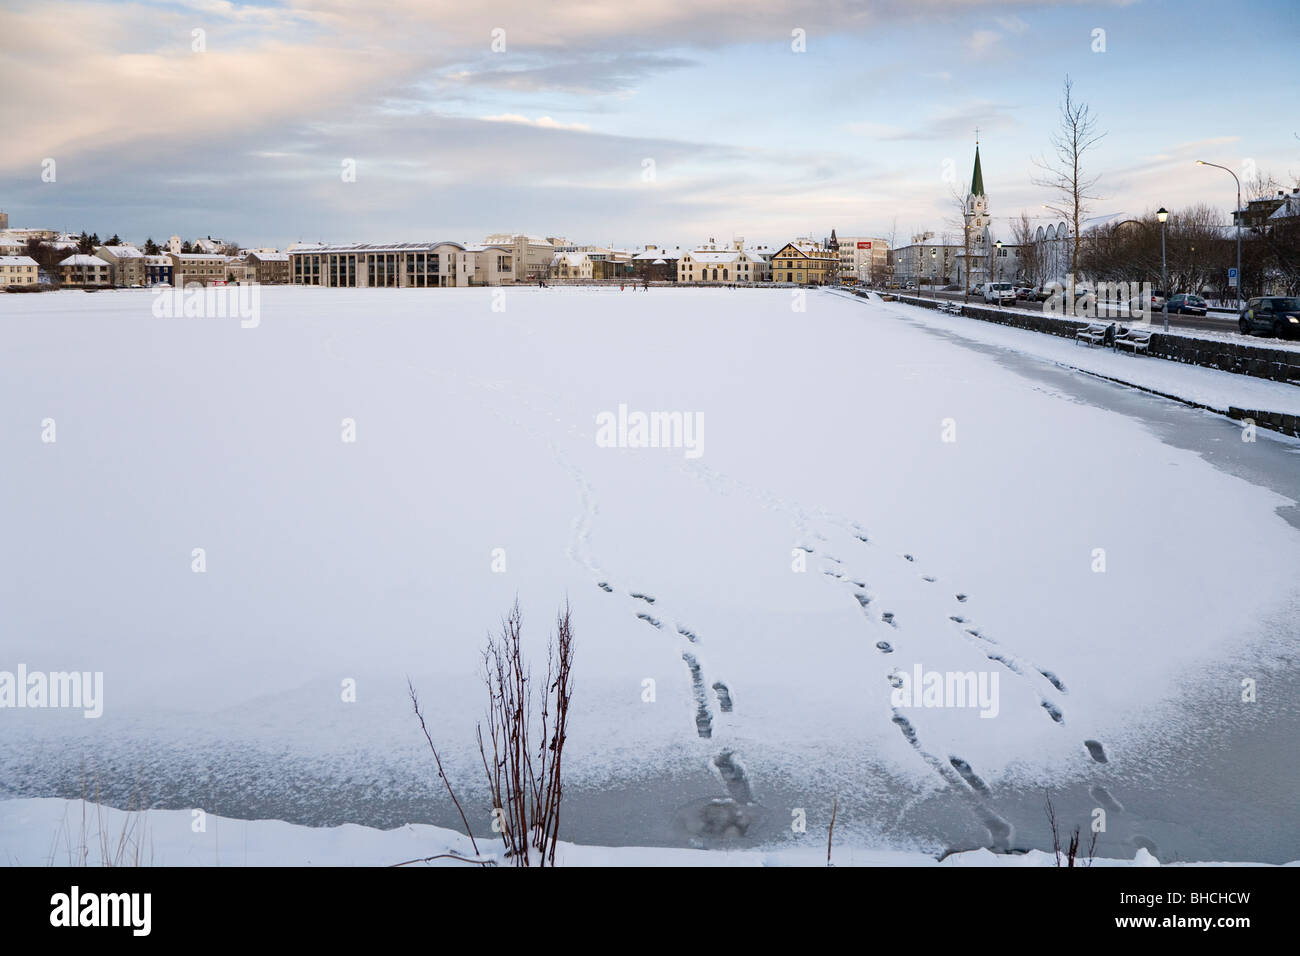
[480, 114, 592, 132]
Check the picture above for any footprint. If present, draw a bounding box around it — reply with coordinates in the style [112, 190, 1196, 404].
[881, 611, 898, 627]
[853, 592, 872, 610]
[1130, 835, 1159, 858]
[984, 652, 1023, 675]
[949, 615, 967, 624]
[630, 592, 656, 604]
[949, 757, 991, 794]
[922, 575, 937, 583]
[903, 554, 915, 562]
[597, 582, 613, 593]
[1039, 670, 1068, 694]
[1040, 699, 1064, 724]
[955, 593, 968, 603]
[1090, 785, 1124, 813]
[1083, 739, 1108, 764]
[876, 641, 894, 654]
[976, 807, 1014, 852]
[712, 750, 753, 803]
[891, 713, 920, 747]
[712, 681, 733, 713]
[682, 652, 713, 739]
[636, 612, 662, 629]
[676, 625, 699, 644]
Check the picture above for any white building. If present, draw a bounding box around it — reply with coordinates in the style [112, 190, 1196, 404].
[484, 234, 554, 282]
[834, 235, 890, 283]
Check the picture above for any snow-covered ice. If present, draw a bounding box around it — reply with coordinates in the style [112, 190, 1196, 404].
[2, 286, 1297, 863]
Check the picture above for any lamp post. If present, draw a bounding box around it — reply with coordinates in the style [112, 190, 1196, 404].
[1197, 160, 1243, 310]
[930, 247, 936, 297]
[1157, 207, 1169, 332]
[995, 240, 1003, 284]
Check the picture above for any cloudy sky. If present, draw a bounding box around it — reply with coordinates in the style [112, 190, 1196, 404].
[1, 0, 1296, 249]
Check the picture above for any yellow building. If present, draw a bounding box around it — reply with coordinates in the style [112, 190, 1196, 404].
[0, 255, 39, 287]
[770, 239, 838, 285]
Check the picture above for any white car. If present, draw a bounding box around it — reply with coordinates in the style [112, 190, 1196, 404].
[981, 281, 1016, 304]
[1127, 290, 1167, 316]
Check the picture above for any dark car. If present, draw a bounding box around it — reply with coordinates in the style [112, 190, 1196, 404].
[1166, 293, 1208, 316]
[1239, 297, 1300, 339]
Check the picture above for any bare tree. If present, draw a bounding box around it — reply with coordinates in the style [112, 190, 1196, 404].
[1010, 212, 1044, 288]
[1033, 76, 1106, 291]
[477, 600, 575, 866]
[948, 187, 975, 296]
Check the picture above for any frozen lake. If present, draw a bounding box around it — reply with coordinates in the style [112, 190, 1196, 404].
[2, 286, 1297, 862]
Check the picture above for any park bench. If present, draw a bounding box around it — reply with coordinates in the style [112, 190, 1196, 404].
[1114, 328, 1152, 355]
[1075, 323, 1108, 347]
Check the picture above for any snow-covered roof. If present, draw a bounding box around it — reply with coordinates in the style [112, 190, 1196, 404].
[96, 244, 143, 258]
[61, 255, 108, 266]
[1269, 195, 1300, 221]
[289, 241, 466, 255]
[685, 250, 753, 264]
[170, 252, 227, 260]
[552, 252, 589, 267]
[0, 256, 38, 266]
[633, 248, 678, 261]
[248, 252, 289, 262]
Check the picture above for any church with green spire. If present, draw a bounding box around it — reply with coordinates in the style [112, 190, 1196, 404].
[961, 140, 991, 289]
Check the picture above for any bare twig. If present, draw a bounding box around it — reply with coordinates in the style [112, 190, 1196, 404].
[1045, 790, 1062, 867]
[408, 679, 480, 856]
[389, 853, 496, 867]
[827, 796, 839, 866]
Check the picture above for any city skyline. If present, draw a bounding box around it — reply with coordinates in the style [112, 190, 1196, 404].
[2, 0, 1297, 248]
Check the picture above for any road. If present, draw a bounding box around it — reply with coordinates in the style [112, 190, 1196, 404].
[902, 288, 1248, 335]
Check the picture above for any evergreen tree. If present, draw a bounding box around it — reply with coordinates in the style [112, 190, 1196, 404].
[143, 237, 160, 255]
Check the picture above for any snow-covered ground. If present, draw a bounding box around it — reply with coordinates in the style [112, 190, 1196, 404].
[5, 797, 1289, 867]
[902, 292, 1300, 354]
[2, 286, 1298, 864]
[874, 293, 1300, 415]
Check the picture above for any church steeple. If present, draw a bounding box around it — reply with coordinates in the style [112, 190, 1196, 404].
[970, 143, 985, 198]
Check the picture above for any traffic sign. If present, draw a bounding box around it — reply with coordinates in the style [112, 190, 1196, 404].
[1228, 267, 1239, 287]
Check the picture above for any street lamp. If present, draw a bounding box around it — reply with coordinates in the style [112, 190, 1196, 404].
[995, 240, 1003, 284]
[1157, 207, 1169, 332]
[1197, 160, 1243, 311]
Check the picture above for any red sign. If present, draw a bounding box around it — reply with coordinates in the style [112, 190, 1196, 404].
[857, 242, 871, 249]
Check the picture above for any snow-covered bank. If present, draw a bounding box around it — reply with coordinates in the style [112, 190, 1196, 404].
[870, 293, 1300, 417]
[3, 798, 1290, 867]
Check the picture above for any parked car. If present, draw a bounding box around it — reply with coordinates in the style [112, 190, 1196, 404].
[1015, 285, 1049, 301]
[981, 281, 1016, 304]
[1166, 293, 1208, 316]
[1239, 297, 1300, 339]
[1127, 290, 1167, 315]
